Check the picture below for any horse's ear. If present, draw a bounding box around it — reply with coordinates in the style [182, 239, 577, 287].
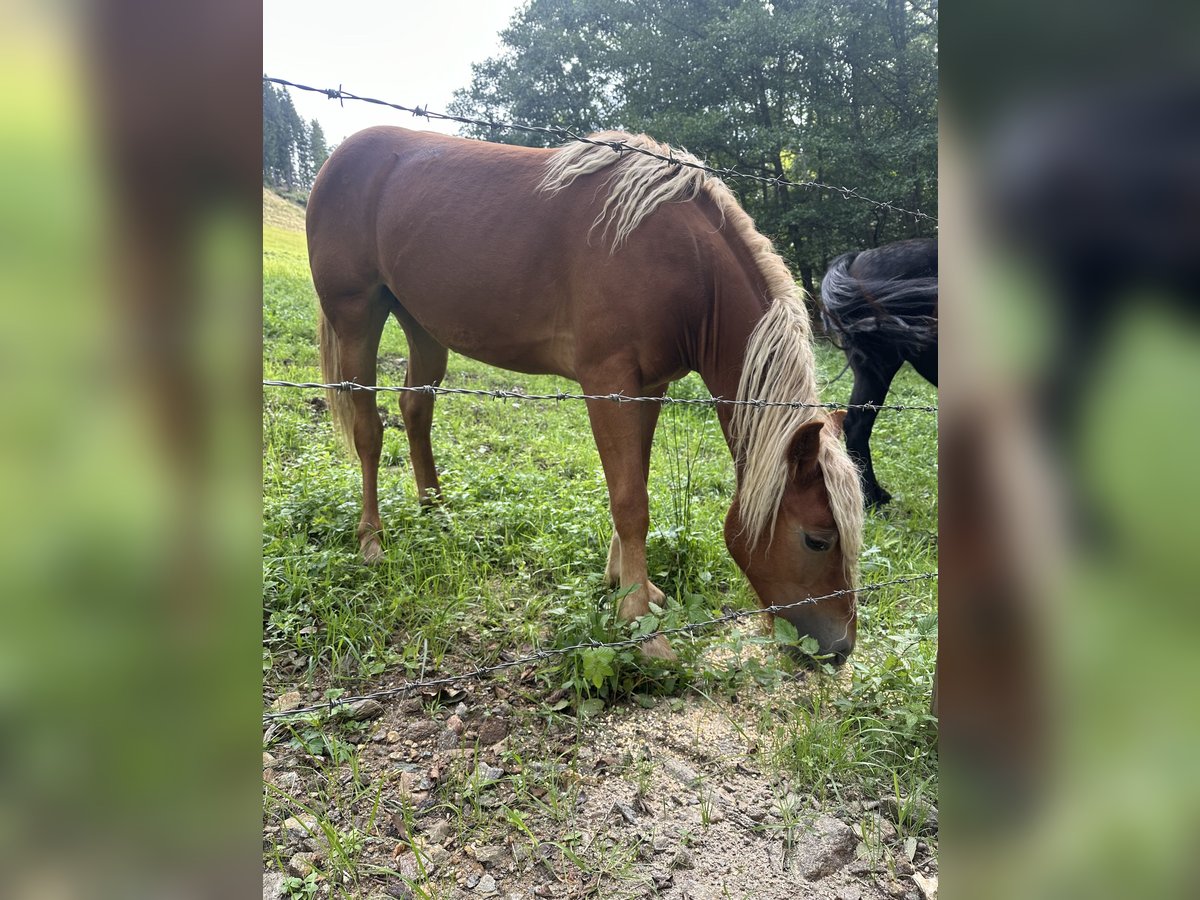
[825, 409, 847, 437]
[787, 421, 824, 475]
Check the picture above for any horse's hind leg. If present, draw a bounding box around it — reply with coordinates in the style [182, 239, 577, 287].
[322, 289, 392, 562]
[392, 306, 449, 505]
[844, 354, 903, 509]
[605, 387, 666, 586]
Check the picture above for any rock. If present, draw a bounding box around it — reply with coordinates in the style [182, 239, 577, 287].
[474, 845, 509, 866]
[859, 812, 898, 844]
[263, 752, 277, 768]
[406, 720, 439, 742]
[475, 763, 505, 781]
[384, 880, 415, 899]
[801, 816, 859, 880]
[661, 758, 700, 788]
[274, 771, 301, 794]
[338, 698, 385, 721]
[476, 873, 498, 894]
[286, 852, 319, 878]
[386, 730, 402, 744]
[391, 851, 421, 880]
[271, 691, 302, 712]
[263, 871, 287, 900]
[424, 819, 454, 845]
[912, 872, 938, 900]
[425, 844, 450, 871]
[447, 714, 465, 734]
[671, 847, 695, 870]
[455, 702, 468, 717]
[836, 888, 864, 900]
[477, 717, 508, 745]
[436, 729, 460, 750]
[281, 814, 318, 845]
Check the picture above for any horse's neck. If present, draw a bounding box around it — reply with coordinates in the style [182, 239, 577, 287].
[694, 275, 768, 469]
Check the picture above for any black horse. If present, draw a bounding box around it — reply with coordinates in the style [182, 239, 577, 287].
[819, 238, 938, 508]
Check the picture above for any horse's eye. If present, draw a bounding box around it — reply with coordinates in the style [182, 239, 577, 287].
[804, 534, 832, 552]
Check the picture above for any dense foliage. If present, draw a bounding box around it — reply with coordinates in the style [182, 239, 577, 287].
[450, 0, 937, 292]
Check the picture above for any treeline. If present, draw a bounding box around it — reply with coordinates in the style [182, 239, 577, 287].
[450, 0, 937, 292]
[263, 82, 330, 192]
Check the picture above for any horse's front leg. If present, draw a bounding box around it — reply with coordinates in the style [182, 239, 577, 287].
[585, 390, 676, 660]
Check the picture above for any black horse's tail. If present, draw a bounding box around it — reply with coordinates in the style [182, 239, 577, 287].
[819, 251, 938, 356]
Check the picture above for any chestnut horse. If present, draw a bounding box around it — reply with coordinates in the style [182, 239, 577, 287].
[307, 127, 863, 661]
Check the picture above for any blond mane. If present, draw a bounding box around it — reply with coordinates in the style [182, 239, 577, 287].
[540, 131, 863, 581]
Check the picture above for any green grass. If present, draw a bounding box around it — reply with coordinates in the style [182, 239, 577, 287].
[262, 213, 939, 889]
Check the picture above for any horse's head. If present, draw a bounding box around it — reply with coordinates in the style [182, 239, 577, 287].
[725, 411, 863, 664]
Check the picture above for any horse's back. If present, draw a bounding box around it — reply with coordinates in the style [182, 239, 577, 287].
[304, 127, 712, 383]
[850, 237, 937, 283]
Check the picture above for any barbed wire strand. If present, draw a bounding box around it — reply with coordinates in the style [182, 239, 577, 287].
[263, 571, 937, 724]
[263, 75, 936, 224]
[262, 379, 938, 414]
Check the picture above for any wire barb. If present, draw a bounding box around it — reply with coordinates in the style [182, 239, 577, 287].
[261, 380, 938, 413]
[262, 571, 937, 723]
[262, 75, 936, 223]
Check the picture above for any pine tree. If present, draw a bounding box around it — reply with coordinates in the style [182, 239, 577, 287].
[309, 119, 330, 182]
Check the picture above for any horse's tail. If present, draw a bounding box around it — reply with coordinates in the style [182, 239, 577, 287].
[318, 309, 356, 452]
[819, 252, 938, 354]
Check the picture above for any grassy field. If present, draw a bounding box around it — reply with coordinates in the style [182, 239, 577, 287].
[262, 192, 938, 898]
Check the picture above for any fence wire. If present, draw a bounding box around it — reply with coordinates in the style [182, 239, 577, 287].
[263, 571, 937, 724]
[263, 75, 936, 224]
[262, 379, 938, 414]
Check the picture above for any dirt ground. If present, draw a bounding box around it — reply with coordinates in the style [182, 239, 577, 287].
[263, 654, 937, 900]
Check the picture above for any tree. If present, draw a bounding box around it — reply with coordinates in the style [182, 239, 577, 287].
[450, 0, 937, 289]
[262, 84, 330, 191]
[309, 119, 330, 178]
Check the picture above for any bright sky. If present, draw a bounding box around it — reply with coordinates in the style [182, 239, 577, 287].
[263, 0, 528, 145]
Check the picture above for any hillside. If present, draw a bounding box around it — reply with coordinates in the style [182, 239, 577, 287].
[262, 187, 306, 233]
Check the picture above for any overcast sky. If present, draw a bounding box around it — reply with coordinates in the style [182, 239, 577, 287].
[263, 0, 528, 145]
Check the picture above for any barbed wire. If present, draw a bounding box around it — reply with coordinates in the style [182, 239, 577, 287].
[263, 75, 937, 224]
[262, 571, 937, 724]
[262, 379, 938, 414]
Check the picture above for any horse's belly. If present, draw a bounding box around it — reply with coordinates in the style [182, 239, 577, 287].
[401, 298, 578, 380]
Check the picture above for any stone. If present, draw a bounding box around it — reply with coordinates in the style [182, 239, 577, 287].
[406, 720, 439, 742]
[286, 852, 319, 878]
[476, 873, 498, 894]
[424, 819, 454, 845]
[271, 691, 302, 712]
[386, 730, 402, 744]
[475, 763, 505, 782]
[437, 729, 460, 750]
[281, 814, 318, 844]
[836, 888, 864, 900]
[661, 758, 700, 788]
[477, 717, 508, 745]
[801, 816, 859, 881]
[339, 698, 385, 721]
[263, 871, 287, 900]
[474, 845, 509, 866]
[447, 714, 465, 734]
[671, 847, 695, 870]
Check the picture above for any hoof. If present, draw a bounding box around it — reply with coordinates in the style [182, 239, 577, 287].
[638, 634, 677, 661]
[360, 535, 384, 564]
